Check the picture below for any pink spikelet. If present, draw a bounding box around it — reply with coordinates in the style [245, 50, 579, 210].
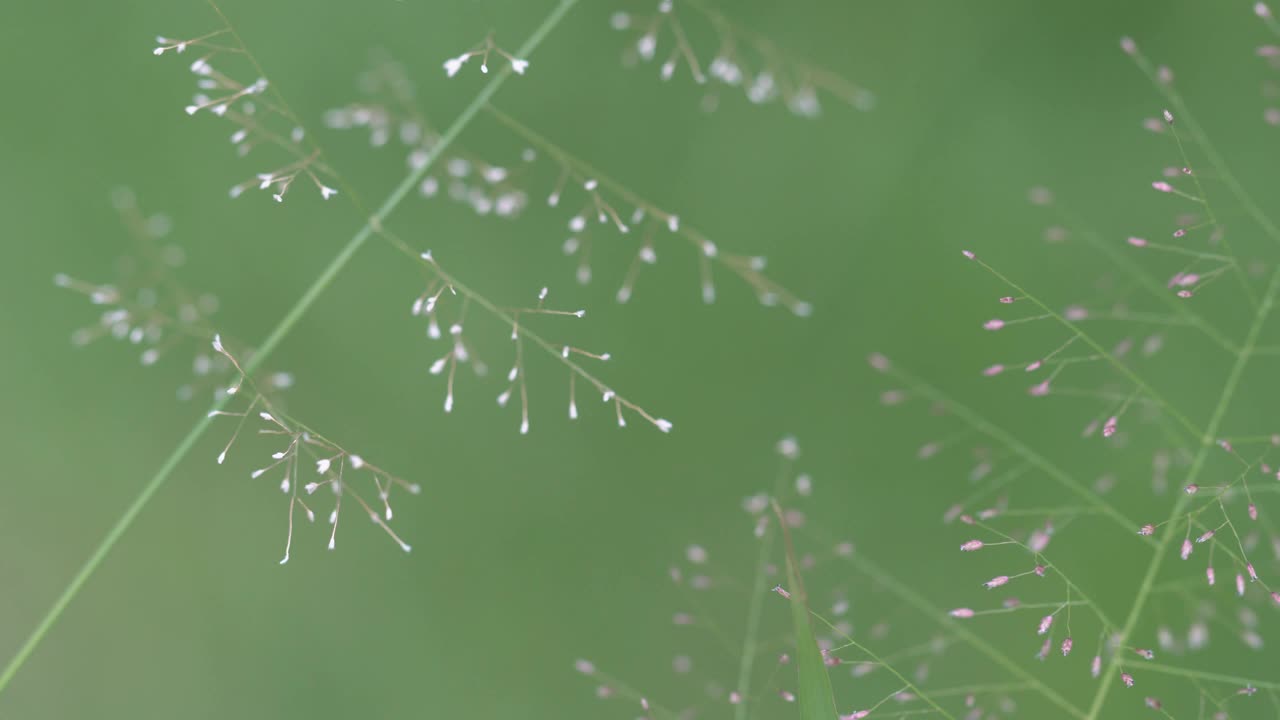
[1037, 615, 1054, 635]
[984, 575, 1010, 589]
[1138, 524, 1155, 536]
[1207, 566, 1216, 586]
[1061, 637, 1073, 657]
[949, 608, 976, 619]
[1180, 539, 1193, 560]
[1091, 655, 1102, 678]
[1121, 672, 1135, 688]
[960, 540, 984, 552]
[983, 319, 1005, 331]
[1102, 416, 1118, 438]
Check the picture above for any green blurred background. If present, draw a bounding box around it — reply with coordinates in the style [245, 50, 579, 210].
[3, 0, 1279, 717]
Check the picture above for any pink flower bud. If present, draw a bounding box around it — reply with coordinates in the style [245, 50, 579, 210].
[1037, 615, 1054, 635]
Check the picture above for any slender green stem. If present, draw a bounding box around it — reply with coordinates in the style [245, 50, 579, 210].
[883, 363, 1151, 544]
[1084, 268, 1280, 718]
[0, 0, 580, 695]
[1138, 662, 1280, 693]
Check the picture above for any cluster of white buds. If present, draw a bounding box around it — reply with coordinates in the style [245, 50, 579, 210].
[55, 190, 289, 401]
[208, 337, 418, 563]
[325, 58, 810, 316]
[609, 3, 874, 118]
[496, 116, 812, 316]
[156, 31, 339, 203]
[442, 37, 529, 78]
[414, 256, 670, 434]
[324, 61, 527, 219]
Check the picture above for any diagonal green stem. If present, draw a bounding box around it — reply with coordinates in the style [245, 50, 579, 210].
[883, 364, 1151, 544]
[1138, 662, 1280, 692]
[1083, 268, 1280, 718]
[0, 0, 579, 695]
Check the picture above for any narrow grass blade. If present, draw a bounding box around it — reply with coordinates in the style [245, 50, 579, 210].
[772, 499, 838, 720]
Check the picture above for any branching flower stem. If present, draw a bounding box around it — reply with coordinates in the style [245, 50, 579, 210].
[0, 0, 580, 695]
[1084, 268, 1280, 719]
